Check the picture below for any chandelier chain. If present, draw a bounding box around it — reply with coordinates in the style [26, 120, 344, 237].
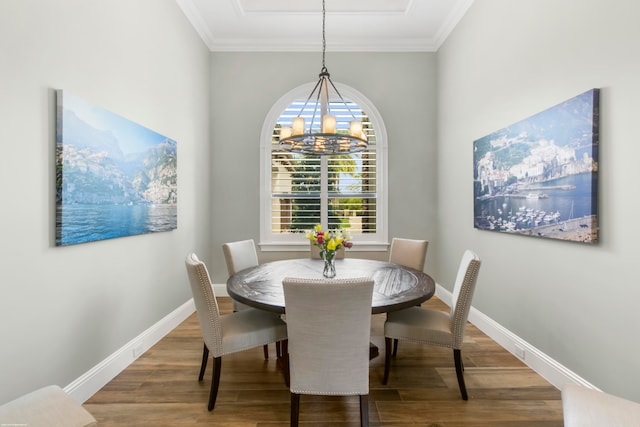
[322, 0, 326, 71]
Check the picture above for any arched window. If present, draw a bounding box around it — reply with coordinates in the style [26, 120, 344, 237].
[259, 82, 387, 251]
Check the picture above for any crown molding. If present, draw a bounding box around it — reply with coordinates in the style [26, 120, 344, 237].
[177, 0, 474, 53]
[433, 0, 474, 48]
[206, 37, 440, 52]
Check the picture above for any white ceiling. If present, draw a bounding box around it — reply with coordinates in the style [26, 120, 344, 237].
[176, 0, 474, 52]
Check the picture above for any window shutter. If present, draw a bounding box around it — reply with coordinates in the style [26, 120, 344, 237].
[270, 98, 378, 235]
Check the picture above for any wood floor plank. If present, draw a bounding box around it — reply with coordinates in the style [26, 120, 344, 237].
[83, 296, 564, 426]
[376, 400, 563, 424]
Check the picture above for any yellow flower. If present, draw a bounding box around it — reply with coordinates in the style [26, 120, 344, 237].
[326, 238, 337, 251]
[307, 224, 352, 253]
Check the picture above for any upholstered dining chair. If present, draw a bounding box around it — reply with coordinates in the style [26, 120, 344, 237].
[387, 237, 429, 355]
[223, 239, 275, 359]
[0, 385, 96, 427]
[562, 384, 640, 427]
[222, 239, 259, 313]
[185, 253, 288, 411]
[388, 237, 429, 271]
[383, 249, 481, 400]
[282, 277, 374, 427]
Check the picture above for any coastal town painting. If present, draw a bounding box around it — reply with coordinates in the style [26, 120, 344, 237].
[55, 91, 177, 246]
[473, 89, 599, 243]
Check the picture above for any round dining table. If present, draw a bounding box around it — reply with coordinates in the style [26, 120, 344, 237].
[226, 258, 436, 315]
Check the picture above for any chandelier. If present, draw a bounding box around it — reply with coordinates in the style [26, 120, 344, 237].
[278, 0, 368, 155]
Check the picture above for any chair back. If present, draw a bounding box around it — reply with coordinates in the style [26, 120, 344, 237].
[562, 384, 640, 427]
[283, 277, 374, 396]
[309, 242, 345, 259]
[223, 239, 259, 274]
[388, 238, 429, 271]
[449, 250, 481, 347]
[185, 253, 223, 356]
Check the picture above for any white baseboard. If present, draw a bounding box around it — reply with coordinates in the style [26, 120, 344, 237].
[213, 284, 228, 296]
[435, 284, 599, 391]
[65, 283, 597, 404]
[64, 299, 195, 403]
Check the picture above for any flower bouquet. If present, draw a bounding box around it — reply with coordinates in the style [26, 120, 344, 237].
[306, 224, 353, 278]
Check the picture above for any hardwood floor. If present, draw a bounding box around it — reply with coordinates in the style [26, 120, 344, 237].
[83, 297, 564, 426]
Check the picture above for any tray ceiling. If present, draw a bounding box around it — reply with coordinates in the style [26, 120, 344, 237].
[176, 0, 474, 52]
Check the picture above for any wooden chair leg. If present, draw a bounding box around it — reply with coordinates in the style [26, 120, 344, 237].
[383, 337, 392, 385]
[290, 392, 300, 427]
[281, 339, 290, 387]
[276, 341, 281, 358]
[392, 338, 399, 357]
[198, 343, 209, 381]
[360, 394, 369, 427]
[453, 349, 468, 400]
[207, 357, 222, 411]
[263, 344, 269, 359]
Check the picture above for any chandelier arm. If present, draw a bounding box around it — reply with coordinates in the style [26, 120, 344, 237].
[309, 80, 323, 133]
[297, 77, 324, 118]
[326, 76, 360, 121]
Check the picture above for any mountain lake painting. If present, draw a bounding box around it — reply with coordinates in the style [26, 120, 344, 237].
[56, 90, 177, 246]
[473, 89, 599, 244]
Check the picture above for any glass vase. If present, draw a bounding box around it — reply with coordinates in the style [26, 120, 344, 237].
[322, 250, 336, 278]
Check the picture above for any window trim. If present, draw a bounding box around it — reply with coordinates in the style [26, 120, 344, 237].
[259, 81, 388, 252]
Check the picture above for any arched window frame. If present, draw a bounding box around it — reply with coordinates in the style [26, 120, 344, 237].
[259, 81, 388, 252]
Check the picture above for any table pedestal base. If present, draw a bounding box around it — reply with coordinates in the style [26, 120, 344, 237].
[369, 342, 379, 360]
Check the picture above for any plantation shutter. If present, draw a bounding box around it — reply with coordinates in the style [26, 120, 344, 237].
[270, 99, 377, 235]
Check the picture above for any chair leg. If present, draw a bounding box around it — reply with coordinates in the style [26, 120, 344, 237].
[263, 344, 269, 359]
[198, 343, 209, 381]
[207, 357, 222, 411]
[383, 337, 392, 385]
[282, 339, 290, 387]
[392, 338, 399, 357]
[276, 341, 281, 358]
[453, 349, 468, 400]
[359, 394, 369, 427]
[290, 392, 300, 427]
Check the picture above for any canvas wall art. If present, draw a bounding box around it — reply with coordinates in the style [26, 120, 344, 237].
[473, 88, 599, 243]
[56, 90, 177, 246]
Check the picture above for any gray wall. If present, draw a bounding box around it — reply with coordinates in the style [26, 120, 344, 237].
[437, 0, 640, 401]
[209, 52, 438, 283]
[0, 0, 211, 403]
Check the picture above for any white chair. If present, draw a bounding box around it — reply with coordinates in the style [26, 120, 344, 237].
[383, 249, 481, 400]
[223, 239, 259, 313]
[223, 239, 275, 359]
[185, 253, 288, 411]
[387, 237, 429, 355]
[0, 385, 96, 426]
[388, 237, 429, 271]
[562, 384, 640, 427]
[283, 277, 374, 427]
